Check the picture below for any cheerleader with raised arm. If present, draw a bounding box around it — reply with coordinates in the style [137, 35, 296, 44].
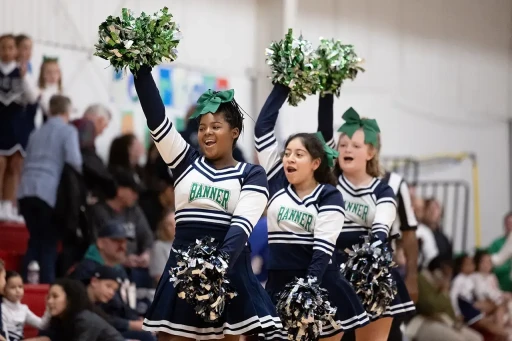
[317, 99, 416, 341]
[255, 83, 369, 341]
[131, 66, 282, 340]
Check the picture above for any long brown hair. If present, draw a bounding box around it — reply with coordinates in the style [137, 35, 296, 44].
[38, 59, 62, 91]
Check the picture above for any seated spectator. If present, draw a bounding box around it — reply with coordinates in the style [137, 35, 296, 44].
[139, 142, 174, 233]
[68, 221, 153, 340]
[108, 133, 145, 181]
[149, 209, 175, 284]
[405, 256, 483, 341]
[451, 254, 508, 340]
[18, 95, 82, 284]
[1, 271, 49, 340]
[85, 265, 121, 305]
[472, 250, 512, 329]
[89, 168, 154, 288]
[72, 104, 116, 201]
[28, 278, 124, 341]
[424, 198, 453, 262]
[488, 212, 512, 292]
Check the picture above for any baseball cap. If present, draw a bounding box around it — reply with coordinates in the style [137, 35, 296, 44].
[92, 265, 123, 283]
[111, 167, 144, 193]
[97, 219, 133, 240]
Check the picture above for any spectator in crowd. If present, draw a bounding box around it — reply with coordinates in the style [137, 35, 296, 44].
[488, 212, 512, 292]
[37, 57, 64, 125]
[72, 104, 116, 201]
[0, 34, 38, 223]
[139, 142, 174, 233]
[424, 198, 453, 262]
[0, 259, 7, 341]
[451, 254, 508, 340]
[108, 133, 145, 181]
[14, 34, 32, 74]
[405, 256, 483, 341]
[1, 270, 50, 340]
[413, 196, 439, 268]
[472, 250, 512, 327]
[149, 209, 175, 284]
[179, 104, 247, 162]
[18, 95, 81, 284]
[89, 168, 153, 266]
[69, 221, 153, 341]
[85, 265, 121, 305]
[29, 278, 124, 341]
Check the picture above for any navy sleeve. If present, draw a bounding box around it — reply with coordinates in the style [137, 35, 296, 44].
[317, 94, 336, 148]
[372, 183, 398, 242]
[133, 66, 198, 180]
[220, 165, 269, 267]
[308, 186, 345, 280]
[254, 84, 290, 197]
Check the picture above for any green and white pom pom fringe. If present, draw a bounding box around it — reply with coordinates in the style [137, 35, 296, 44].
[265, 28, 319, 106]
[94, 7, 181, 73]
[316, 38, 364, 97]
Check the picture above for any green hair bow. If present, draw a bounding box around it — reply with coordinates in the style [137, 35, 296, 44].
[315, 132, 339, 167]
[190, 89, 235, 119]
[337, 107, 380, 147]
[42, 56, 58, 63]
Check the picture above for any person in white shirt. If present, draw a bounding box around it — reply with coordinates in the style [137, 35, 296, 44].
[1, 271, 49, 341]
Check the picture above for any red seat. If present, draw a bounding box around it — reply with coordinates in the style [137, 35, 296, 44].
[21, 284, 50, 338]
[0, 250, 23, 272]
[0, 222, 29, 254]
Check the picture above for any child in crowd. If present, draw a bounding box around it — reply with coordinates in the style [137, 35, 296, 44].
[37, 57, 63, 125]
[1, 271, 49, 341]
[452, 254, 509, 340]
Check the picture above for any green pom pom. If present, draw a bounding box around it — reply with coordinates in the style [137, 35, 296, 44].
[265, 28, 319, 106]
[316, 38, 365, 97]
[94, 7, 182, 73]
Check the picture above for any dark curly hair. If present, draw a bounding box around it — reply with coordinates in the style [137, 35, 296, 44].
[283, 133, 336, 186]
[194, 95, 245, 149]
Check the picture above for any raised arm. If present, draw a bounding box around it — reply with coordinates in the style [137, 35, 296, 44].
[133, 66, 197, 176]
[317, 94, 335, 148]
[220, 165, 269, 267]
[308, 187, 344, 281]
[372, 185, 397, 242]
[254, 84, 289, 180]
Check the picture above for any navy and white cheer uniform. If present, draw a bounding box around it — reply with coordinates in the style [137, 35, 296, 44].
[317, 95, 416, 320]
[133, 66, 282, 340]
[0, 61, 37, 156]
[255, 84, 369, 339]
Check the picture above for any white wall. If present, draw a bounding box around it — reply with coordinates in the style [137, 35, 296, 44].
[1, 0, 511, 247]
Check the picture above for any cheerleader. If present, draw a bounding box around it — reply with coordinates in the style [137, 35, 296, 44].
[317, 97, 415, 341]
[255, 84, 369, 340]
[131, 65, 282, 341]
[0, 34, 38, 221]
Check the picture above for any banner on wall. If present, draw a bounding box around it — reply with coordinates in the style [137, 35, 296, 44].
[111, 65, 229, 148]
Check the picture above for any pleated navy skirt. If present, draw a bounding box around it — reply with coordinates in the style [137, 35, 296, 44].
[261, 269, 369, 340]
[142, 246, 282, 340]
